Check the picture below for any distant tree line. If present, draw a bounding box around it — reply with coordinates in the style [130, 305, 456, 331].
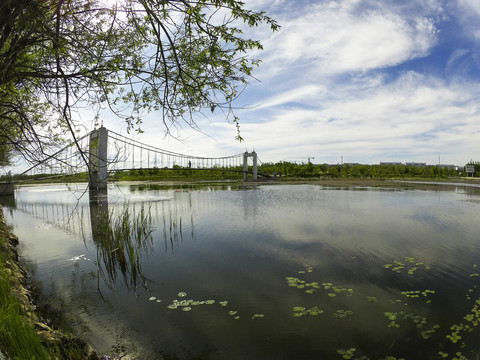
[256, 162, 464, 179]
[110, 166, 243, 181]
[2, 161, 476, 183]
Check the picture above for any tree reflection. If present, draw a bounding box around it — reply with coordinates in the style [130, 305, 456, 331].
[89, 188, 154, 291]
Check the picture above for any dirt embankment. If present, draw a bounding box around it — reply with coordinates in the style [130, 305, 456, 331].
[0, 206, 99, 360]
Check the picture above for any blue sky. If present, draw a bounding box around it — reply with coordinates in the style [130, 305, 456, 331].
[105, 0, 480, 166]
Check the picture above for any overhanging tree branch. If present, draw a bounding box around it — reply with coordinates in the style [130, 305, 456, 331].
[0, 0, 279, 168]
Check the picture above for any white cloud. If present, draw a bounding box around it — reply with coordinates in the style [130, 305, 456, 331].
[259, 1, 439, 77]
[75, 1, 477, 168]
[235, 71, 480, 165]
[252, 84, 327, 109]
[459, 0, 480, 16]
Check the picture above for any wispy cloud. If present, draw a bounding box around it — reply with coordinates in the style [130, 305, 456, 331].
[258, 0, 439, 77]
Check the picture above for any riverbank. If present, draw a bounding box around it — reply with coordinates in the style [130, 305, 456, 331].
[0, 206, 99, 360]
[114, 176, 480, 190]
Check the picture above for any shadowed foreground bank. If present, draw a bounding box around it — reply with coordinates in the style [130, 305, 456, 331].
[0, 206, 100, 360]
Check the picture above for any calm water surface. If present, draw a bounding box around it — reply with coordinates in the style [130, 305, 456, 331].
[2, 183, 480, 359]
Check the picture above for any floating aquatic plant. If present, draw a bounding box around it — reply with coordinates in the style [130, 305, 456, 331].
[333, 310, 353, 319]
[252, 314, 264, 319]
[149, 296, 156, 301]
[178, 292, 187, 297]
[292, 306, 323, 317]
[308, 307, 323, 316]
[297, 265, 314, 274]
[384, 311, 403, 328]
[404, 313, 427, 328]
[420, 324, 440, 339]
[384, 257, 431, 275]
[166, 297, 218, 312]
[400, 289, 435, 301]
[446, 324, 464, 344]
[438, 352, 448, 359]
[337, 347, 356, 359]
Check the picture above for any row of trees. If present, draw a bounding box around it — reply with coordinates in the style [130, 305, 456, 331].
[1, 161, 470, 183]
[0, 0, 278, 169]
[257, 162, 462, 179]
[4, 159, 474, 183]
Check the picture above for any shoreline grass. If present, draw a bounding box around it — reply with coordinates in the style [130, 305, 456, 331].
[0, 210, 53, 360]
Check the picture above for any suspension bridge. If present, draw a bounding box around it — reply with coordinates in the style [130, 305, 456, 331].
[19, 126, 261, 189]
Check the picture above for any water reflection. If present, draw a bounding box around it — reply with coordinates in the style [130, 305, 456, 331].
[89, 188, 156, 291]
[8, 185, 198, 291]
[4, 183, 480, 359]
[0, 194, 16, 209]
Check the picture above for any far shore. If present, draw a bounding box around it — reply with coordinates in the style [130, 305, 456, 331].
[12, 176, 480, 190]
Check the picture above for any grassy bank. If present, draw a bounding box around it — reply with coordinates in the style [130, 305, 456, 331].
[0, 207, 98, 360]
[0, 207, 53, 359]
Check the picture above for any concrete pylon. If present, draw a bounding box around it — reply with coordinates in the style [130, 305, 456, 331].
[89, 126, 108, 189]
[243, 151, 258, 181]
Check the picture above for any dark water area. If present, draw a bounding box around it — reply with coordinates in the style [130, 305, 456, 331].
[2, 182, 480, 359]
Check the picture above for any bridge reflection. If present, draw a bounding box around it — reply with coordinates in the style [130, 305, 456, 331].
[8, 185, 202, 291]
[89, 188, 154, 291]
[5, 183, 262, 291]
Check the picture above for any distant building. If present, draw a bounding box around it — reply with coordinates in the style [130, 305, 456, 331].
[437, 164, 457, 170]
[405, 162, 427, 167]
[380, 162, 403, 166]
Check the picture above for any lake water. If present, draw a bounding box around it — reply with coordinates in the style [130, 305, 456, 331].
[2, 182, 480, 360]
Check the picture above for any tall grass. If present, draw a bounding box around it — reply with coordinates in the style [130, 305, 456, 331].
[92, 202, 154, 290]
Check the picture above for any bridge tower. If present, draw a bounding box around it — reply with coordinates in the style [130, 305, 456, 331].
[243, 151, 258, 181]
[89, 126, 108, 189]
